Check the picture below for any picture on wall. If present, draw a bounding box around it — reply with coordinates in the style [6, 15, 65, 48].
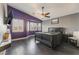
[51, 18, 59, 24]
[12, 19, 24, 32]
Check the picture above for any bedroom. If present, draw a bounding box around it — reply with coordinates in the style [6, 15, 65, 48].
[0, 3, 79, 55]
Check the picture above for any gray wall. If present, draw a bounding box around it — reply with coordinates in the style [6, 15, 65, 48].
[42, 13, 79, 34]
[0, 4, 3, 18]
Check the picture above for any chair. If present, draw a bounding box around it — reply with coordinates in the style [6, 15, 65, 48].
[68, 31, 79, 47]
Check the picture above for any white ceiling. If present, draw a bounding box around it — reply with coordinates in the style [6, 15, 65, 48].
[8, 3, 79, 21]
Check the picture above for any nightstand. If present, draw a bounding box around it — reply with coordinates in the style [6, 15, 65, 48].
[68, 37, 77, 47]
[63, 34, 73, 43]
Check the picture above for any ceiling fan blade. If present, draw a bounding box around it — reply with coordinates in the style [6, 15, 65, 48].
[45, 15, 50, 18]
[42, 13, 50, 16]
[45, 12, 50, 15]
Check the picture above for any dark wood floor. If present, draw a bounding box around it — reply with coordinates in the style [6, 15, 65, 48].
[6, 36, 79, 55]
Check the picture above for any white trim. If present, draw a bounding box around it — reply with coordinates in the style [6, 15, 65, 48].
[0, 50, 6, 55]
[12, 35, 35, 41]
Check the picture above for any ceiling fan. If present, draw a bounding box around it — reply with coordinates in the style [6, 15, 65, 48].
[41, 6, 50, 18]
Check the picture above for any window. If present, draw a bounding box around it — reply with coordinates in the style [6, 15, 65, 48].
[12, 19, 24, 32]
[37, 23, 41, 31]
[30, 22, 37, 31]
[27, 21, 29, 32]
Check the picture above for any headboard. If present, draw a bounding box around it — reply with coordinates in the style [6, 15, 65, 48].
[48, 27, 65, 34]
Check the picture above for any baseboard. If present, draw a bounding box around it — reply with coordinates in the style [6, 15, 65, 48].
[12, 35, 35, 42]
